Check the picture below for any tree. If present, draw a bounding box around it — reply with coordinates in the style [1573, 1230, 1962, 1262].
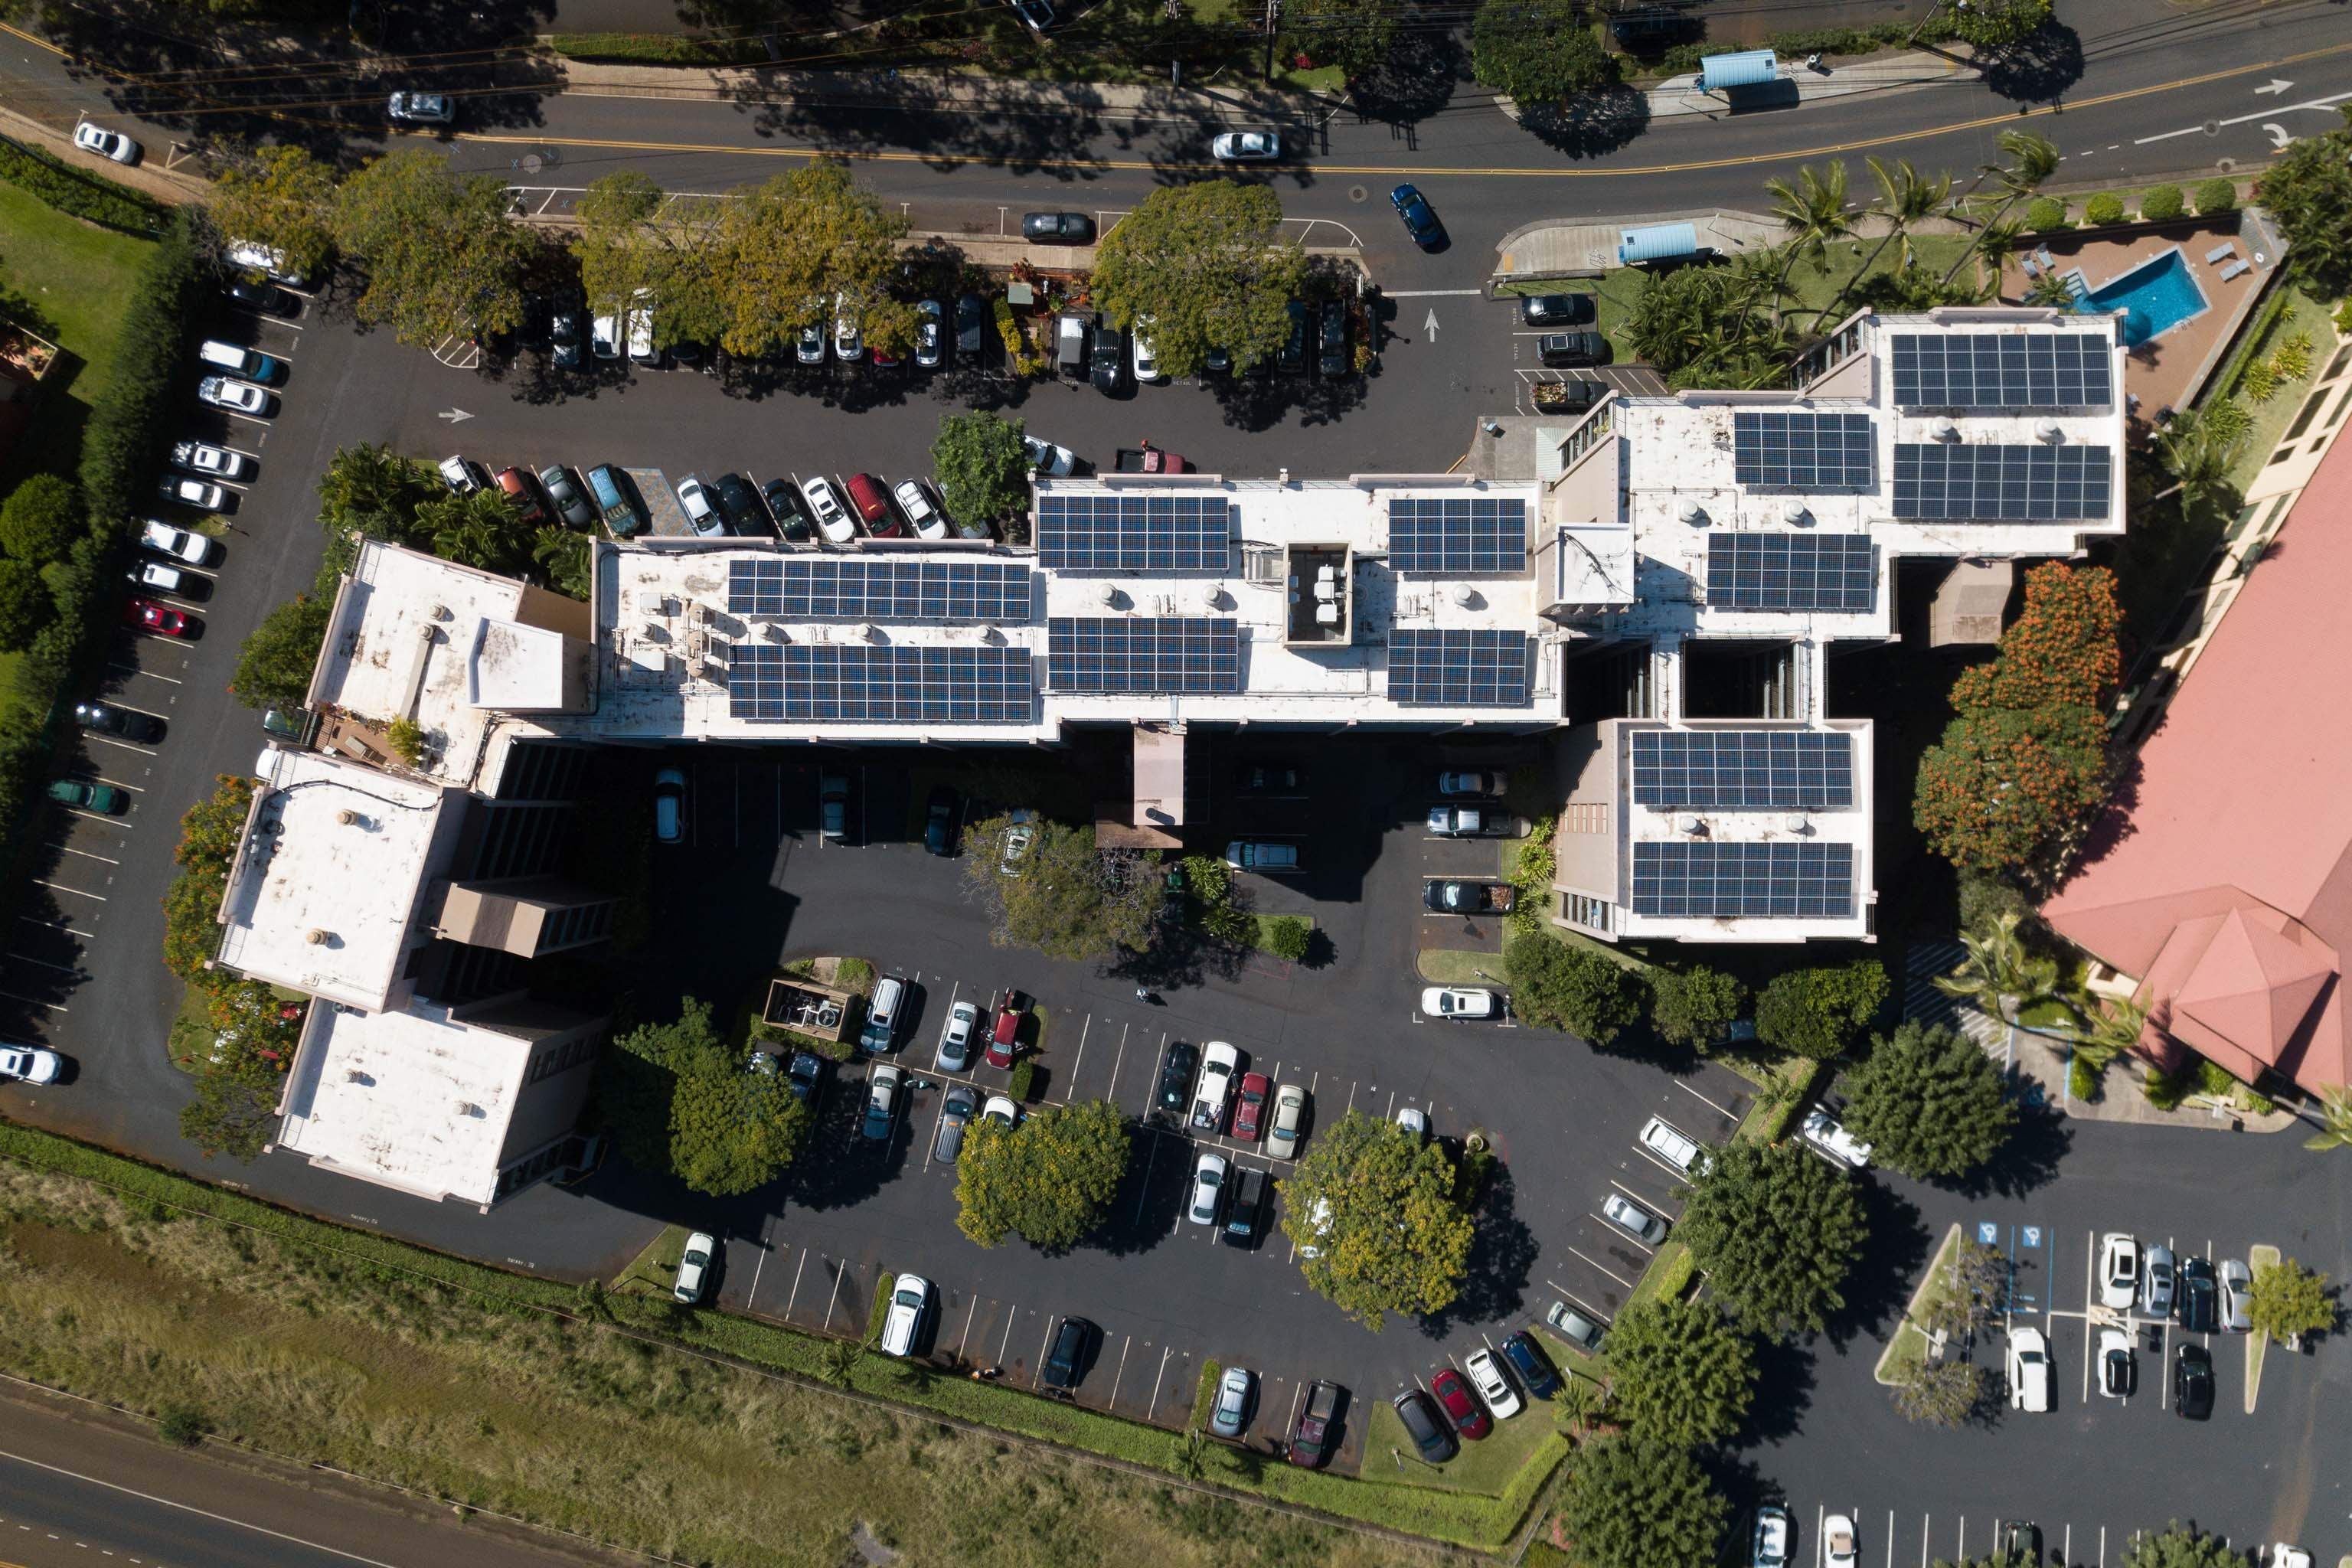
[931, 412, 1031, 531]
[1280, 0, 1396, 83]
[1089, 181, 1306, 382]
[1916, 1236, 2010, 1343]
[961, 812, 1165, 962]
[1279, 1109, 1474, 1329]
[1601, 1298, 1756, 1446]
[2304, 1085, 2352, 1152]
[331, 149, 535, 347]
[531, 528, 591, 598]
[0, 472, 83, 562]
[1931, 911, 2058, 1022]
[1677, 1141, 1870, 1337]
[1624, 262, 1788, 389]
[2250, 106, 2352, 296]
[230, 595, 332, 711]
[1944, 0, 2052, 47]
[1763, 160, 1858, 299]
[2154, 409, 2243, 520]
[714, 162, 915, 358]
[418, 486, 531, 576]
[207, 144, 338, 282]
[1504, 935, 1645, 1044]
[1262, 916, 1312, 962]
[1950, 563, 2122, 714]
[2246, 1257, 2337, 1343]
[2063, 997, 2144, 1076]
[571, 171, 729, 351]
[1753, 959, 1887, 1058]
[1470, 0, 1619, 105]
[953, 1098, 1131, 1250]
[1648, 965, 1746, 1052]
[1942, 129, 2060, 288]
[1913, 702, 2110, 873]
[603, 997, 809, 1197]
[2023, 267, 2079, 309]
[1893, 1360, 1991, 1427]
[2116, 1524, 2247, 1568]
[1554, 1439, 1726, 1568]
[0, 557, 49, 649]
[1854, 157, 1953, 287]
[178, 1071, 276, 1162]
[317, 442, 436, 531]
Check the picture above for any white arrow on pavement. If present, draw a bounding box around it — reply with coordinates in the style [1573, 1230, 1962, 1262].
[2254, 78, 2294, 96]
[438, 407, 474, 424]
[2263, 122, 2292, 150]
[1423, 308, 1440, 339]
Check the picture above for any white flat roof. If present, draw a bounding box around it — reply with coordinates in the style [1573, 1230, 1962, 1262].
[276, 1001, 534, 1209]
[214, 749, 453, 1012]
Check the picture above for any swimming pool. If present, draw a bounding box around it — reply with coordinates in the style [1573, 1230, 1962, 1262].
[2074, 246, 2210, 347]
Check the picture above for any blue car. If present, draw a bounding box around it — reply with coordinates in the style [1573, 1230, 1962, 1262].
[1390, 183, 1442, 248]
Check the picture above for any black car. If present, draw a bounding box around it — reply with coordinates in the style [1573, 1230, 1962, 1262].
[712, 472, 766, 536]
[1537, 331, 1609, 368]
[1090, 318, 1128, 394]
[763, 478, 813, 543]
[1497, 1331, 1560, 1398]
[1242, 762, 1299, 792]
[1042, 1315, 1094, 1390]
[786, 1050, 825, 1103]
[1539, 377, 1609, 413]
[1022, 211, 1096, 244]
[550, 303, 585, 369]
[1223, 1165, 1266, 1246]
[1289, 1380, 1343, 1468]
[956, 292, 989, 358]
[224, 276, 292, 315]
[2004, 1525, 2043, 1563]
[1204, 345, 1232, 375]
[2179, 1256, 2219, 1333]
[923, 786, 959, 857]
[1391, 1389, 1457, 1463]
[75, 701, 161, 743]
[2172, 1343, 2214, 1419]
[1318, 305, 1348, 377]
[1276, 302, 1308, 374]
[1155, 1040, 1200, 1121]
[933, 1083, 978, 1163]
[1389, 183, 1442, 249]
[1521, 292, 1596, 326]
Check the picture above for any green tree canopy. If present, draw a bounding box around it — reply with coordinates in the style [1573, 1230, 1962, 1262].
[714, 162, 915, 358]
[317, 442, 436, 533]
[1894, 1359, 1991, 1428]
[1678, 1140, 1870, 1337]
[1470, 0, 1619, 106]
[331, 149, 535, 347]
[952, 1097, 1132, 1250]
[961, 811, 1165, 962]
[1845, 1020, 2017, 1180]
[1504, 934, 1645, 1044]
[1914, 701, 2110, 873]
[603, 996, 810, 1197]
[531, 527, 591, 597]
[1602, 1298, 1756, 1446]
[0, 472, 83, 563]
[207, 143, 339, 281]
[230, 593, 331, 711]
[1945, 0, 2051, 46]
[1648, 965, 1747, 1052]
[931, 411, 1031, 531]
[2116, 1524, 2247, 1568]
[418, 486, 533, 577]
[1623, 262, 1790, 389]
[2247, 1257, 2337, 1342]
[1555, 1439, 1726, 1568]
[1280, 0, 1397, 83]
[1753, 959, 1887, 1057]
[1089, 181, 1306, 381]
[0, 557, 50, 650]
[1278, 1109, 1474, 1330]
[178, 1070, 276, 1162]
[2253, 106, 2352, 296]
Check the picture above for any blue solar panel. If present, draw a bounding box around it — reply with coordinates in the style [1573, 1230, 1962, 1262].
[1629, 841, 1854, 919]
[725, 558, 1032, 622]
[1036, 492, 1230, 573]
[726, 642, 1033, 724]
[1705, 534, 1874, 612]
[1046, 618, 1241, 694]
[1891, 444, 2113, 521]
[1630, 730, 1854, 808]
[1733, 412, 1875, 489]
[1889, 332, 2112, 408]
[1389, 629, 1530, 706]
[1388, 497, 1527, 574]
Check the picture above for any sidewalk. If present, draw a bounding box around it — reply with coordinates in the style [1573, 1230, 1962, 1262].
[1641, 48, 1968, 122]
[1494, 206, 1982, 280]
[0, 103, 211, 207]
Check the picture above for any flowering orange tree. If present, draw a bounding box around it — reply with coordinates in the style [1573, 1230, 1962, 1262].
[1947, 562, 2123, 714]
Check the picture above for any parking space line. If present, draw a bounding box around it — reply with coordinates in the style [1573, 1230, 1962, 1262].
[1544, 1279, 1615, 1323]
[1029, 1320, 1053, 1389]
[782, 1246, 809, 1322]
[1673, 1079, 1740, 1119]
[108, 664, 181, 685]
[0, 991, 64, 1012]
[1105, 1024, 1132, 1106]
[1563, 1244, 1638, 1288]
[1146, 1345, 1173, 1417]
[954, 1293, 978, 1361]
[8, 952, 80, 975]
[34, 880, 103, 902]
[1106, 1332, 1132, 1409]
[18, 916, 93, 939]
[51, 844, 120, 866]
[744, 1219, 774, 1309]
[52, 808, 128, 826]
[85, 737, 157, 757]
[821, 1259, 846, 1334]
[1064, 1013, 1089, 1102]
[1131, 1128, 1166, 1225]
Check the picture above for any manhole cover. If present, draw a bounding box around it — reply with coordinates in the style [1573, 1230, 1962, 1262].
[521, 153, 543, 174]
[1348, 185, 1367, 202]
[2202, 120, 2220, 136]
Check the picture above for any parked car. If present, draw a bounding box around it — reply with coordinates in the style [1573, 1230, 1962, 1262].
[1537, 331, 1609, 368]
[1223, 1165, 1266, 1245]
[1231, 1072, 1270, 1140]
[1602, 1193, 1666, 1245]
[1394, 1105, 1428, 1142]
[1800, 1106, 1873, 1169]
[224, 276, 293, 315]
[140, 519, 214, 565]
[1155, 1040, 1200, 1122]
[1462, 1349, 1521, 1420]
[802, 476, 856, 544]
[675, 475, 724, 538]
[859, 974, 905, 1055]
[1391, 1389, 1456, 1462]
[1429, 1365, 1491, 1439]
[171, 441, 248, 480]
[796, 312, 828, 367]
[652, 767, 686, 844]
[1210, 129, 1280, 161]
[1208, 1365, 1255, 1438]
[387, 90, 455, 125]
[1421, 987, 1498, 1020]
[818, 772, 850, 841]
[1041, 1315, 1093, 1390]
[1637, 1115, 1712, 1176]
[2220, 1257, 2253, 1331]
[125, 599, 192, 637]
[980, 1093, 1018, 1129]
[861, 1063, 902, 1142]
[956, 294, 988, 357]
[2004, 1524, 2043, 1564]
[2006, 1325, 2050, 1413]
[1187, 1151, 1227, 1226]
[2098, 1325, 2134, 1397]
[129, 561, 185, 596]
[158, 476, 228, 513]
[895, 479, 948, 541]
[985, 990, 1024, 1070]
[1318, 305, 1348, 377]
[1545, 1301, 1606, 1355]
[0, 1044, 61, 1084]
[1266, 1080, 1308, 1158]
[76, 702, 161, 743]
[672, 1232, 714, 1303]
[1498, 1331, 1560, 1397]
[1752, 1505, 1792, 1568]
[1426, 803, 1508, 836]
[2142, 1242, 2177, 1318]
[549, 302, 585, 368]
[2099, 1233, 2141, 1310]
[913, 299, 945, 370]
[1006, 0, 1055, 32]
[786, 1050, 824, 1104]
[1191, 1040, 1239, 1132]
[1389, 183, 1443, 247]
[261, 707, 314, 743]
[1436, 769, 1504, 797]
[2265, 1547, 2315, 1568]
[1131, 318, 1161, 384]
[845, 472, 895, 534]
[1823, 1515, 1858, 1568]
[2180, 1255, 2219, 1333]
[1289, 1380, 1343, 1466]
[198, 376, 273, 416]
[832, 293, 861, 361]
[933, 1083, 978, 1162]
[1090, 318, 1128, 394]
[528, 466, 589, 530]
[936, 1001, 981, 1072]
[1023, 435, 1077, 476]
[494, 466, 548, 526]
[711, 472, 763, 535]
[998, 808, 1036, 875]
[74, 121, 139, 162]
[2173, 1342, 2213, 1419]
[923, 785, 959, 854]
[1021, 211, 1096, 243]
[47, 779, 125, 815]
[1276, 301, 1307, 374]
[763, 478, 814, 541]
[1521, 292, 1597, 326]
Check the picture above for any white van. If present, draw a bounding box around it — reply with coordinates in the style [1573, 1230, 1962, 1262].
[625, 287, 657, 364]
[859, 974, 906, 1054]
[590, 310, 620, 361]
[1223, 841, 1301, 875]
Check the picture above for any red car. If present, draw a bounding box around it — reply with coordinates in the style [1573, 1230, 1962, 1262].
[1429, 1366, 1491, 1441]
[125, 598, 192, 637]
[1288, 1379, 1342, 1468]
[985, 988, 1025, 1069]
[1232, 1072, 1270, 1140]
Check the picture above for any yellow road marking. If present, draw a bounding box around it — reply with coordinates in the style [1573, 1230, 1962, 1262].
[0, 18, 67, 56]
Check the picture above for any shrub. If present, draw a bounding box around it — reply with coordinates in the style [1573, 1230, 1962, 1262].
[2083, 192, 2126, 226]
[155, 1403, 212, 1446]
[1504, 935, 1646, 1044]
[2023, 196, 2068, 232]
[2200, 397, 2254, 446]
[1648, 965, 1746, 1052]
[2193, 177, 2236, 214]
[2069, 1051, 2100, 1101]
[2138, 184, 2185, 221]
[1006, 1057, 1037, 1102]
[2241, 359, 2279, 403]
[0, 474, 83, 563]
[1753, 959, 1888, 1057]
[0, 135, 166, 235]
[1262, 916, 1312, 962]
[2270, 332, 2313, 382]
[387, 716, 425, 766]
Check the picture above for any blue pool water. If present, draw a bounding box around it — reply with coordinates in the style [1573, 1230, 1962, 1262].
[2076, 247, 2210, 347]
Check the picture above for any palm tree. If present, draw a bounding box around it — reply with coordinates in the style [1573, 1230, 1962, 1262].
[1932, 911, 2061, 1023]
[818, 1334, 867, 1388]
[1553, 1373, 1609, 1439]
[1762, 161, 1860, 303]
[1942, 130, 2060, 287]
[1170, 1427, 1209, 1478]
[2064, 997, 2146, 1074]
[2154, 412, 2241, 519]
[2024, 269, 2081, 309]
[1828, 157, 1952, 324]
[2301, 1086, 2352, 1152]
[1725, 240, 1797, 341]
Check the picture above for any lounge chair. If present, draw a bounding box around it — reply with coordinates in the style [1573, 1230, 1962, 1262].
[2020, 256, 2042, 278]
[2203, 243, 2236, 264]
[2218, 258, 2251, 282]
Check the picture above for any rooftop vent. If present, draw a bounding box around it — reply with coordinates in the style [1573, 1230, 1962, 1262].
[1784, 503, 1812, 526]
[455, 1100, 483, 1118]
[1677, 500, 1707, 526]
[1450, 583, 1478, 608]
[430, 604, 452, 622]
[336, 808, 360, 826]
[2036, 420, 2065, 443]
[1783, 814, 1812, 834]
[1932, 416, 1962, 443]
[305, 928, 332, 946]
[1676, 815, 1707, 836]
[1099, 582, 1119, 607]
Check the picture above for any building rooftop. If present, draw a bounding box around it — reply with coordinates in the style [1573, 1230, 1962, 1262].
[214, 748, 460, 1013]
[275, 1000, 541, 1208]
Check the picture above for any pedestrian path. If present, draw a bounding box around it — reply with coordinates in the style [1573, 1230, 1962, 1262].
[1902, 939, 2005, 1050]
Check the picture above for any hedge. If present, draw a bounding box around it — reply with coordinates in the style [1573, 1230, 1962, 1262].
[2139, 184, 2184, 222]
[2023, 196, 2067, 232]
[2084, 192, 2126, 226]
[0, 135, 165, 237]
[2194, 178, 2237, 215]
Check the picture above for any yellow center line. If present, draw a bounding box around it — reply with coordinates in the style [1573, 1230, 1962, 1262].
[0, 18, 67, 56]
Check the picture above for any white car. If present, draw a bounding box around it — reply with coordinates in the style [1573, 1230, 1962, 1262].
[1191, 1040, 1239, 1132]
[672, 1230, 715, 1303]
[1023, 434, 1076, 476]
[1601, 1193, 1665, 1245]
[140, 519, 214, 565]
[652, 766, 685, 844]
[879, 1272, 929, 1357]
[2005, 1325, 2050, 1413]
[1395, 1106, 1428, 1142]
[2220, 1257, 2253, 1331]
[1208, 1365, 1253, 1438]
[893, 479, 947, 539]
[1637, 1116, 1712, 1177]
[1210, 129, 1280, 162]
[1436, 769, 1505, 797]
[675, 475, 724, 537]
[998, 808, 1037, 877]
[1421, 987, 1498, 1020]
[73, 122, 139, 163]
[801, 476, 855, 544]
[1266, 1081, 1307, 1159]
[1751, 1505, 1790, 1568]
[2265, 1547, 2314, 1568]
[387, 91, 454, 125]
[1295, 1194, 1332, 1259]
[2099, 1232, 2141, 1311]
[158, 476, 227, 511]
[1131, 318, 1161, 383]
[2097, 1325, 2133, 1397]
[936, 1000, 981, 1071]
[1187, 1151, 1227, 1225]
[1800, 1107, 1873, 1169]
[0, 1045, 61, 1084]
[1462, 1348, 1521, 1419]
[832, 292, 861, 361]
[980, 1093, 1018, 1128]
[198, 376, 272, 415]
[1822, 1514, 1858, 1568]
[129, 561, 185, 594]
[171, 441, 248, 480]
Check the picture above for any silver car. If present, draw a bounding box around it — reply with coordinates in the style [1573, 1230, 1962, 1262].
[1208, 1364, 1254, 1438]
[936, 1000, 981, 1071]
[1602, 1193, 1666, 1245]
[2141, 1242, 2176, 1318]
[1545, 1300, 1606, 1354]
[2219, 1258, 2253, 1331]
[1210, 129, 1280, 162]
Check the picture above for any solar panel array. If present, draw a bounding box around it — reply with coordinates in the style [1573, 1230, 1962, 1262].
[724, 558, 1033, 622]
[1889, 332, 2112, 408]
[1045, 617, 1242, 694]
[1629, 730, 1855, 809]
[1388, 629, 1530, 707]
[1890, 444, 2114, 522]
[1629, 841, 1855, 920]
[1035, 493, 1230, 573]
[1705, 534, 1875, 612]
[726, 642, 1034, 724]
[1732, 411, 1876, 489]
[1387, 497, 1528, 574]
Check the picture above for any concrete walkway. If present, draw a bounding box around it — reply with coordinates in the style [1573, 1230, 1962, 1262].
[1639, 49, 1968, 122]
[0, 103, 210, 207]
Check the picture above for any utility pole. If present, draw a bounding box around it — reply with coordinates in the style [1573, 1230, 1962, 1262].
[1263, 0, 1280, 81]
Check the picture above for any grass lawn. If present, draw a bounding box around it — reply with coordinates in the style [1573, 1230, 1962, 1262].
[2014, 996, 2082, 1031]
[1620, 1240, 1695, 1316]
[163, 980, 215, 1076]
[2218, 286, 2341, 497]
[2246, 1243, 2280, 1407]
[1248, 910, 1315, 956]
[1416, 948, 1505, 987]
[609, 1222, 691, 1296]
[0, 183, 154, 493]
[1362, 1397, 1567, 1498]
[1874, 1221, 1961, 1386]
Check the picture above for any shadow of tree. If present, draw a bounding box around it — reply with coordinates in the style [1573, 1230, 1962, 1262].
[1520, 85, 1650, 160]
[1820, 1178, 1930, 1351]
[1415, 1163, 1538, 1338]
[1977, 24, 2086, 105]
[1735, 1334, 1818, 1446]
[1952, 1098, 2073, 1199]
[1350, 28, 1469, 129]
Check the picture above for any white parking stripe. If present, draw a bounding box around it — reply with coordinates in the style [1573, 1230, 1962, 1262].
[109, 664, 182, 685]
[0, 991, 65, 1012]
[34, 880, 103, 902]
[18, 916, 93, 939]
[1561, 1243, 1637, 1289]
[51, 844, 120, 866]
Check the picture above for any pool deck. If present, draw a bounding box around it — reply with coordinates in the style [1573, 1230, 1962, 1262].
[2001, 220, 2269, 429]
